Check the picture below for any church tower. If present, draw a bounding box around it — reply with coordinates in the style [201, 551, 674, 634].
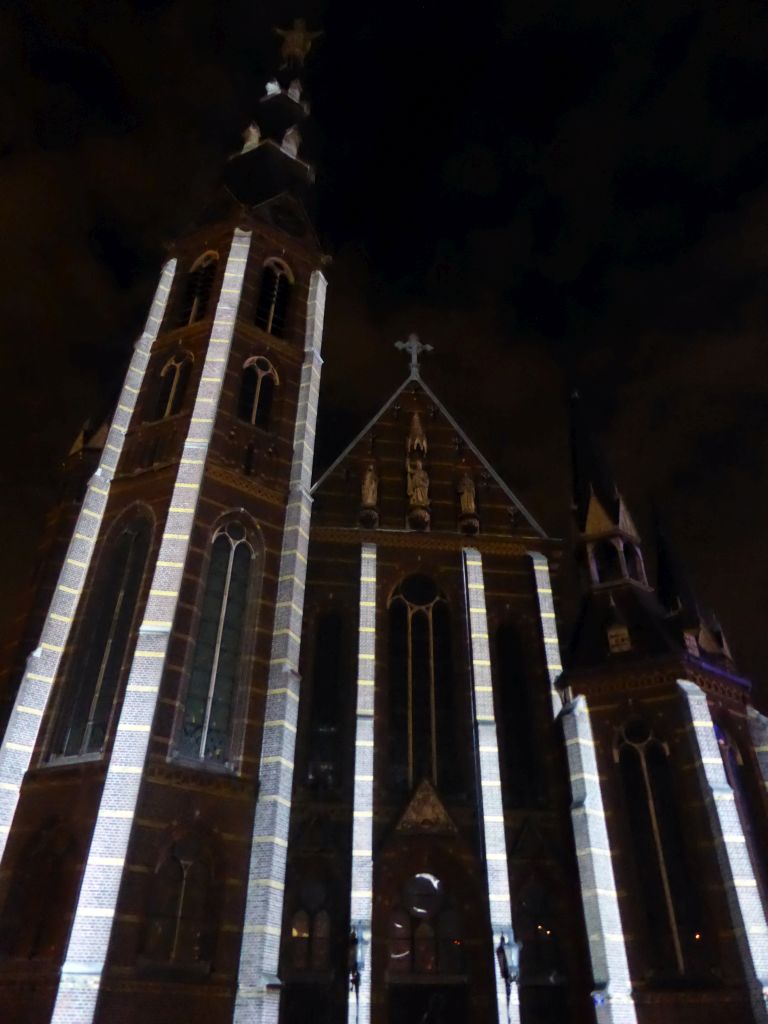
[0, 20, 326, 1024]
[561, 397, 768, 1024]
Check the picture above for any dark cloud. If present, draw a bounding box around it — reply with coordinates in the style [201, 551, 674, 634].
[1, 0, 767, 692]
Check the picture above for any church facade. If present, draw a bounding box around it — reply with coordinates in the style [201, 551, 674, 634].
[0, 24, 767, 1024]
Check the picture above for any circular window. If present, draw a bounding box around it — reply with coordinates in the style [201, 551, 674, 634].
[226, 522, 246, 542]
[623, 719, 650, 745]
[403, 873, 444, 919]
[400, 575, 439, 607]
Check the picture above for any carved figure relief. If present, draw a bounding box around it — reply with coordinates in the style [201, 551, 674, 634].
[361, 463, 378, 508]
[408, 459, 429, 508]
[359, 462, 379, 528]
[457, 470, 480, 535]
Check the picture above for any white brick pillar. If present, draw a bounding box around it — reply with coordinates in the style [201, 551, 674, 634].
[0, 258, 176, 865]
[347, 543, 377, 1024]
[747, 707, 768, 801]
[528, 551, 564, 717]
[678, 681, 768, 1022]
[462, 548, 520, 1024]
[560, 696, 637, 1023]
[50, 230, 252, 1024]
[234, 269, 326, 1024]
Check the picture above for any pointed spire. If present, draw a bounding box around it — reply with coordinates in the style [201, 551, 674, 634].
[569, 390, 620, 533]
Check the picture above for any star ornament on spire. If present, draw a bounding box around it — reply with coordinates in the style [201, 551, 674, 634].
[274, 18, 323, 69]
[395, 333, 434, 377]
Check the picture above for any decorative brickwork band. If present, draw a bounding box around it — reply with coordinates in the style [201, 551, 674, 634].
[678, 681, 768, 1022]
[528, 551, 564, 716]
[49, 231, 252, 1024]
[0, 258, 177, 866]
[462, 548, 521, 1024]
[347, 543, 377, 1024]
[234, 268, 327, 1024]
[560, 696, 637, 1023]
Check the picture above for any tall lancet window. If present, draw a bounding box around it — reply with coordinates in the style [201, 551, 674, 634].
[495, 622, 539, 807]
[154, 351, 193, 420]
[143, 833, 215, 966]
[616, 719, 706, 976]
[178, 251, 218, 326]
[306, 610, 346, 789]
[50, 513, 152, 758]
[178, 520, 260, 766]
[255, 257, 292, 337]
[237, 356, 279, 429]
[388, 575, 456, 791]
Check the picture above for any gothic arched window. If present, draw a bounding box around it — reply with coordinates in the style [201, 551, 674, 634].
[154, 351, 193, 420]
[388, 875, 463, 976]
[495, 622, 539, 807]
[306, 610, 345, 789]
[593, 540, 621, 583]
[388, 575, 456, 791]
[50, 513, 152, 759]
[177, 520, 260, 766]
[289, 908, 332, 973]
[178, 251, 218, 326]
[255, 257, 293, 337]
[0, 823, 73, 959]
[238, 356, 279, 429]
[616, 718, 705, 976]
[623, 543, 644, 582]
[143, 833, 215, 965]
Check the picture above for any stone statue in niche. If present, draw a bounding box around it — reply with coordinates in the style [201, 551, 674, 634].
[361, 463, 378, 507]
[457, 470, 480, 535]
[407, 458, 430, 530]
[457, 471, 476, 515]
[359, 463, 379, 528]
[408, 459, 429, 507]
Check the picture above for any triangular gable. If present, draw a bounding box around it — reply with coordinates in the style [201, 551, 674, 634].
[311, 373, 547, 538]
[395, 779, 458, 835]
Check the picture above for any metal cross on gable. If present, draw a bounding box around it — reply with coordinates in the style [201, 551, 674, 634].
[395, 333, 433, 377]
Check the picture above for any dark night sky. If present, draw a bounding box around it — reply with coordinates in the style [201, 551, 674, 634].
[1, 1, 767, 692]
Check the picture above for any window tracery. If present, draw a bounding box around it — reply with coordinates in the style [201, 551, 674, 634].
[178, 251, 218, 326]
[255, 257, 293, 337]
[238, 356, 279, 429]
[50, 513, 152, 759]
[154, 351, 193, 420]
[615, 718, 705, 976]
[143, 833, 214, 965]
[387, 874, 463, 976]
[177, 520, 260, 766]
[388, 575, 455, 791]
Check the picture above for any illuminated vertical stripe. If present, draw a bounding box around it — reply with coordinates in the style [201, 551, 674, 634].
[462, 549, 520, 1024]
[528, 551, 563, 716]
[678, 682, 768, 1021]
[347, 544, 376, 1024]
[50, 231, 251, 1024]
[234, 269, 327, 1024]
[0, 259, 176, 864]
[747, 707, 768, 799]
[529, 548, 636, 1021]
[561, 697, 637, 1023]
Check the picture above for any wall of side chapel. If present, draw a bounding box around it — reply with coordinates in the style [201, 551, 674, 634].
[578, 674, 758, 1024]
